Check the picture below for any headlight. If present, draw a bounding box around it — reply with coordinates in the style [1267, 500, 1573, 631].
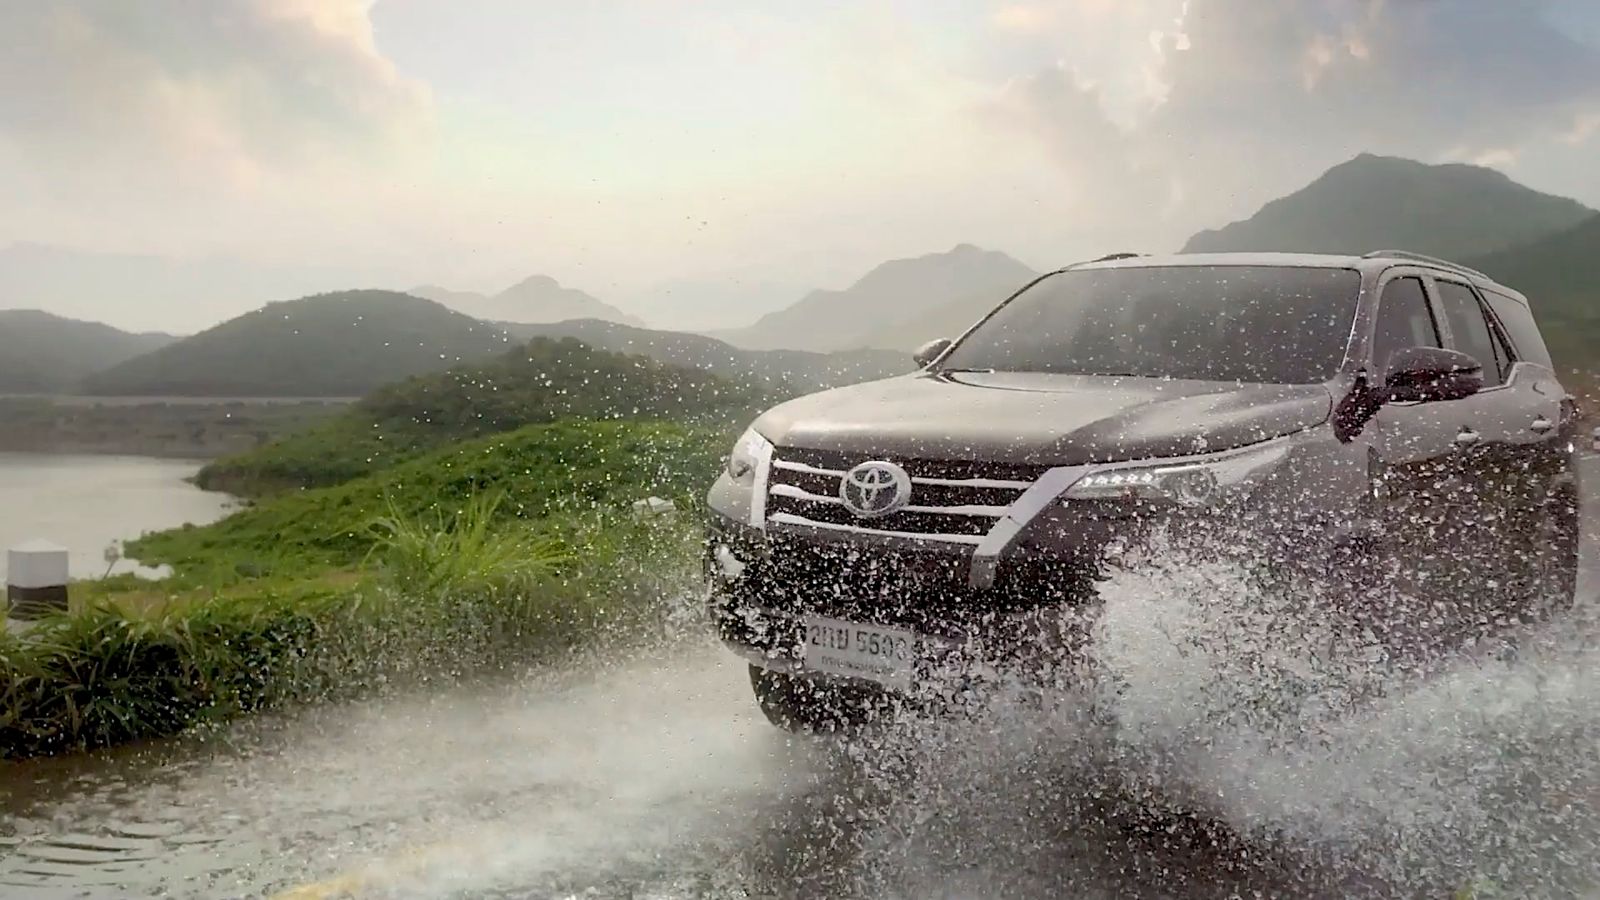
[727, 426, 773, 485]
[1062, 439, 1290, 507]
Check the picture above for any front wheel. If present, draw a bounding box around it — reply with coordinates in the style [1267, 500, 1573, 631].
[748, 665, 895, 733]
[1526, 484, 1580, 620]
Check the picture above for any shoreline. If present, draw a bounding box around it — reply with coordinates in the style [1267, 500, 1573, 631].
[0, 395, 348, 460]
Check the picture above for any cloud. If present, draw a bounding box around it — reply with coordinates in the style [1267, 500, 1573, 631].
[0, 0, 429, 194]
[987, 0, 1600, 229]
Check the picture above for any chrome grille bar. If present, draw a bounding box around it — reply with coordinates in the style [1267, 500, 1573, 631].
[768, 484, 1010, 518]
[766, 513, 987, 546]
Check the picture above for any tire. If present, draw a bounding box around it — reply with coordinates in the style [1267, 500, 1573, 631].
[1527, 484, 1580, 620]
[748, 665, 893, 733]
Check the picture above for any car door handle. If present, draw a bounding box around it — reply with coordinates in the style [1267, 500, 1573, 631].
[1454, 428, 1481, 447]
[1529, 417, 1554, 434]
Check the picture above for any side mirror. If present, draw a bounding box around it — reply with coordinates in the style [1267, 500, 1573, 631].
[1384, 346, 1483, 403]
[913, 337, 952, 368]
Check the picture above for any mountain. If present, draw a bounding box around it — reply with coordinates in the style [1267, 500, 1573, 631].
[411, 276, 644, 327]
[719, 244, 1038, 352]
[1465, 214, 1600, 371]
[623, 274, 808, 331]
[0, 310, 177, 392]
[80, 291, 513, 397]
[500, 319, 912, 394]
[1183, 154, 1596, 259]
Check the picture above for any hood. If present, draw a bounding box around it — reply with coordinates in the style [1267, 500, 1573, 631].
[755, 371, 1332, 465]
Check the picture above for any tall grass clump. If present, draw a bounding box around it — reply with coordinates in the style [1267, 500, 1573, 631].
[1, 586, 359, 757]
[365, 490, 571, 597]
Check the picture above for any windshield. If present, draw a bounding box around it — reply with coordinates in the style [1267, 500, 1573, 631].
[940, 265, 1360, 384]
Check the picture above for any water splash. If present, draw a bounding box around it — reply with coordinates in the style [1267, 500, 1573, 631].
[825, 529, 1600, 897]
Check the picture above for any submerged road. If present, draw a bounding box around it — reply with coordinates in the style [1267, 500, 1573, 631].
[4, 459, 1599, 899]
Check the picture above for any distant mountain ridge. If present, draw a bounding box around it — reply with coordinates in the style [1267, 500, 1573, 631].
[1465, 213, 1600, 371]
[1183, 154, 1596, 259]
[501, 318, 912, 394]
[719, 244, 1038, 353]
[0, 310, 176, 392]
[411, 276, 644, 328]
[81, 291, 513, 397]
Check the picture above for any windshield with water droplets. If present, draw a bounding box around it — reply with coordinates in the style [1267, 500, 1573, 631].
[941, 265, 1361, 384]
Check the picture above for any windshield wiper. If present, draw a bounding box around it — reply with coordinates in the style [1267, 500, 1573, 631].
[936, 367, 995, 375]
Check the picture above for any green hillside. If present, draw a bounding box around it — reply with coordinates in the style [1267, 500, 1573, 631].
[1466, 214, 1600, 372]
[0, 310, 175, 392]
[135, 419, 721, 574]
[196, 336, 759, 494]
[1184, 154, 1595, 259]
[80, 290, 513, 396]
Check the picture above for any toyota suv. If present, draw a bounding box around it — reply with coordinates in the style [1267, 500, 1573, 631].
[704, 251, 1581, 730]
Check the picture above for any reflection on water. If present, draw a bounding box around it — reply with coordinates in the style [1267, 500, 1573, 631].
[0, 453, 233, 581]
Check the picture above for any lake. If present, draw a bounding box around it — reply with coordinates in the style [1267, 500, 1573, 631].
[0, 453, 234, 582]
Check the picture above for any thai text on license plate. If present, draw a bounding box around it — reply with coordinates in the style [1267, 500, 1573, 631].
[801, 615, 918, 690]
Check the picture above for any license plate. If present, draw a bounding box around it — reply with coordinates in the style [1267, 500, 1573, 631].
[800, 615, 918, 690]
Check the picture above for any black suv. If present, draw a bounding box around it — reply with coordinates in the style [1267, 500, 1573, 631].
[704, 252, 1580, 729]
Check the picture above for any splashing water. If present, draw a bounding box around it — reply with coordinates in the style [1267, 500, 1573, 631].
[821, 529, 1600, 898]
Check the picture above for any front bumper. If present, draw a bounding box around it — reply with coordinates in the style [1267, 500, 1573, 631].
[704, 509, 1106, 690]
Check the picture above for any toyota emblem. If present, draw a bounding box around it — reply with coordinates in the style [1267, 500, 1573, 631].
[840, 460, 912, 518]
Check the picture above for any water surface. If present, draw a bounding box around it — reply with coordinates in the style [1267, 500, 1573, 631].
[0, 453, 233, 581]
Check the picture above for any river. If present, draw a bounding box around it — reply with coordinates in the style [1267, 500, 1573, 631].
[0, 453, 234, 582]
[2, 461, 1597, 898]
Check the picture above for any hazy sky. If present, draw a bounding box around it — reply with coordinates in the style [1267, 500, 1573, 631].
[4, 0, 1600, 331]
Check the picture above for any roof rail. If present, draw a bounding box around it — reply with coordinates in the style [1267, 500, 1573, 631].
[1363, 249, 1489, 280]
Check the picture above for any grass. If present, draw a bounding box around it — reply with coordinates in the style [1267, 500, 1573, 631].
[2, 417, 720, 759]
[1, 503, 702, 759]
[135, 419, 725, 579]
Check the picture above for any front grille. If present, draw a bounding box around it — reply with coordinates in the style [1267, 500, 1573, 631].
[763, 447, 1045, 544]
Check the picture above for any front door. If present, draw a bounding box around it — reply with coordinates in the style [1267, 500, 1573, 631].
[1367, 272, 1480, 648]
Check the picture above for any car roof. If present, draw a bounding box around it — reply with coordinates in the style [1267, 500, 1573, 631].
[1073, 251, 1367, 270]
[1069, 251, 1519, 298]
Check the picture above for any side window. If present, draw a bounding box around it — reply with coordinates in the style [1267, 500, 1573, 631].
[1372, 276, 1440, 375]
[1483, 290, 1553, 369]
[1436, 280, 1511, 387]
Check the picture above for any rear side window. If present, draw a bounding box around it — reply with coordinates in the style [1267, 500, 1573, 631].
[1483, 289, 1553, 369]
[1437, 280, 1511, 387]
[1371, 277, 1440, 375]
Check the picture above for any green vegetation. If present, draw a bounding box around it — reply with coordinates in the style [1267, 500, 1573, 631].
[196, 336, 757, 495]
[1, 418, 718, 758]
[0, 309, 175, 393]
[1183, 154, 1595, 259]
[147, 419, 723, 575]
[80, 290, 514, 397]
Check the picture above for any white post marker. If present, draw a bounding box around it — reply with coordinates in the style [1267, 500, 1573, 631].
[631, 496, 677, 518]
[7, 539, 70, 620]
[1592, 426, 1600, 455]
